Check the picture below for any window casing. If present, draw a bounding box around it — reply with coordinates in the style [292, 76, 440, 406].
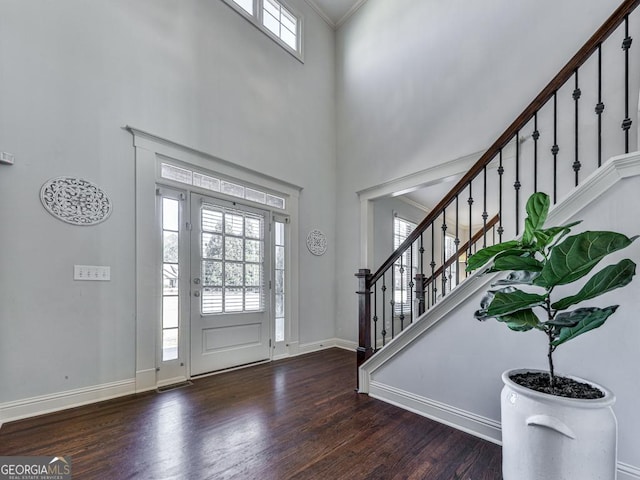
[223, 0, 303, 61]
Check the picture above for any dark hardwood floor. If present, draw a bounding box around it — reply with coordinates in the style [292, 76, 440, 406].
[0, 349, 502, 479]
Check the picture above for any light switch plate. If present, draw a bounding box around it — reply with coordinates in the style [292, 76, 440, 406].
[0, 152, 14, 165]
[74, 265, 111, 281]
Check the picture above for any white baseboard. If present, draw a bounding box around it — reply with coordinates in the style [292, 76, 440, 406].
[619, 463, 640, 480]
[298, 338, 357, 354]
[0, 379, 136, 427]
[368, 381, 502, 445]
[135, 368, 157, 393]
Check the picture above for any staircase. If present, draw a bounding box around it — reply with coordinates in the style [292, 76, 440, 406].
[356, 1, 640, 478]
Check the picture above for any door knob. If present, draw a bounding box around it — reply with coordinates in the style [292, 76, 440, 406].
[194, 291, 200, 297]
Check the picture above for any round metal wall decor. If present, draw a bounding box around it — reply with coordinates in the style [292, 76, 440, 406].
[306, 229, 328, 256]
[40, 176, 112, 226]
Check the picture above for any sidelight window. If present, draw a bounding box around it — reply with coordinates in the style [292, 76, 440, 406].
[161, 196, 181, 361]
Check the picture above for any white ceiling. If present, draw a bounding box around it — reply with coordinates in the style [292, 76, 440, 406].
[307, 0, 366, 28]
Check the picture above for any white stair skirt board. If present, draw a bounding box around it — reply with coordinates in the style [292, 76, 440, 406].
[358, 151, 640, 475]
[0, 379, 136, 427]
[368, 381, 502, 445]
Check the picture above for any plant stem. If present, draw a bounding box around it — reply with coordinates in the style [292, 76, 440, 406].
[547, 337, 556, 388]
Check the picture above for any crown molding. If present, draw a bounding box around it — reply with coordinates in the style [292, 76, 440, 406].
[304, 0, 369, 30]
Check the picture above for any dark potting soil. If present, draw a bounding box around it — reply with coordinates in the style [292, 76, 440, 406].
[510, 372, 605, 399]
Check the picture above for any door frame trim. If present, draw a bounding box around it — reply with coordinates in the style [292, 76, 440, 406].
[127, 126, 302, 392]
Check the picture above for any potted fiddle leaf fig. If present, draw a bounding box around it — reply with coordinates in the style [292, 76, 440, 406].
[466, 191, 637, 480]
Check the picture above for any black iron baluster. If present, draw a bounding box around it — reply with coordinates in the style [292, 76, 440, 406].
[399, 253, 405, 331]
[533, 112, 540, 192]
[441, 210, 447, 296]
[408, 240, 414, 325]
[430, 225, 436, 305]
[596, 44, 604, 167]
[468, 183, 473, 263]
[390, 264, 395, 340]
[381, 276, 387, 347]
[482, 166, 488, 247]
[455, 196, 460, 286]
[622, 15, 633, 153]
[498, 150, 504, 242]
[514, 132, 521, 236]
[552, 91, 559, 204]
[573, 69, 581, 186]
[372, 286, 378, 352]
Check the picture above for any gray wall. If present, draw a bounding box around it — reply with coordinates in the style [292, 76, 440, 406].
[0, 0, 336, 402]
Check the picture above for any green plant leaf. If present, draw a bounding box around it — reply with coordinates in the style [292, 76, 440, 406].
[484, 289, 547, 317]
[534, 231, 638, 288]
[534, 221, 582, 250]
[551, 259, 637, 310]
[493, 270, 541, 286]
[551, 306, 619, 346]
[465, 240, 520, 272]
[496, 308, 542, 332]
[523, 193, 550, 244]
[493, 255, 543, 272]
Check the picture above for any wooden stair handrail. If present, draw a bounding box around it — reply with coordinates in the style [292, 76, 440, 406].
[368, 0, 640, 287]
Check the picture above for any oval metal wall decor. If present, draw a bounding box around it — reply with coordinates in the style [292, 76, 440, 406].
[40, 176, 112, 226]
[306, 229, 328, 256]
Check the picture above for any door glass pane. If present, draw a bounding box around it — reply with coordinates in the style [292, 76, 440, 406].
[246, 217, 262, 239]
[163, 296, 179, 329]
[163, 231, 178, 263]
[163, 264, 179, 295]
[202, 209, 223, 232]
[203, 261, 222, 286]
[225, 287, 244, 312]
[275, 269, 284, 294]
[246, 287, 261, 311]
[203, 233, 223, 259]
[202, 287, 223, 314]
[163, 198, 179, 231]
[225, 213, 244, 235]
[245, 264, 261, 286]
[225, 237, 243, 261]
[162, 328, 178, 361]
[225, 263, 243, 286]
[245, 239, 261, 262]
[275, 245, 284, 269]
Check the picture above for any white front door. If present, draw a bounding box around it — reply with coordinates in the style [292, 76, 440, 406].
[190, 194, 271, 375]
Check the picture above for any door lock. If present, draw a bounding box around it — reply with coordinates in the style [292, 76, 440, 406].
[193, 278, 201, 285]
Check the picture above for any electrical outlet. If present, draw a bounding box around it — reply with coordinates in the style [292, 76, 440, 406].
[74, 265, 111, 281]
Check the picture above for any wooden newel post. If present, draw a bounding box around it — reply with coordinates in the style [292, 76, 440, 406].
[355, 269, 373, 377]
[414, 273, 426, 317]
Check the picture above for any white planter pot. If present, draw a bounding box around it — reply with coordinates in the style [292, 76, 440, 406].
[501, 368, 618, 480]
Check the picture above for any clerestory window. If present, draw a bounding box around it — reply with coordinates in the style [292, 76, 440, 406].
[224, 0, 302, 60]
